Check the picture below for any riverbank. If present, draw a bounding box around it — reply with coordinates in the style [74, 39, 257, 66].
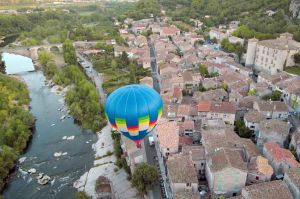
[74, 125, 140, 199]
[0, 72, 35, 190]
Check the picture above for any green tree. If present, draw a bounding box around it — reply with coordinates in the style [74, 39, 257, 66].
[129, 62, 137, 83]
[248, 88, 257, 96]
[75, 191, 90, 199]
[234, 42, 245, 63]
[63, 39, 77, 65]
[291, 96, 299, 109]
[262, 90, 282, 101]
[234, 119, 251, 138]
[132, 163, 158, 195]
[199, 64, 209, 77]
[294, 53, 300, 65]
[120, 51, 129, 67]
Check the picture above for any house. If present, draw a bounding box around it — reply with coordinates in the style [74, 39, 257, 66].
[257, 71, 292, 88]
[197, 101, 237, 125]
[257, 119, 291, 150]
[225, 62, 252, 77]
[277, 76, 300, 113]
[240, 180, 293, 199]
[177, 104, 191, 120]
[197, 88, 228, 102]
[174, 190, 199, 199]
[133, 35, 147, 47]
[253, 100, 289, 120]
[155, 121, 179, 158]
[263, 142, 300, 177]
[249, 81, 271, 96]
[228, 36, 245, 45]
[160, 26, 180, 37]
[114, 46, 130, 57]
[209, 28, 227, 41]
[284, 167, 300, 199]
[201, 78, 222, 90]
[247, 156, 273, 185]
[244, 110, 266, 133]
[171, 86, 183, 104]
[181, 120, 195, 137]
[121, 135, 146, 173]
[182, 145, 206, 177]
[206, 148, 248, 198]
[166, 154, 198, 195]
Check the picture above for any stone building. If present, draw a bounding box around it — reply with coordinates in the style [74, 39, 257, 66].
[245, 33, 300, 74]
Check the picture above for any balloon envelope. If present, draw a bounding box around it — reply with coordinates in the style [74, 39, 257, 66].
[105, 84, 163, 143]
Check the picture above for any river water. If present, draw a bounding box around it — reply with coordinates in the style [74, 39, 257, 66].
[2, 53, 97, 199]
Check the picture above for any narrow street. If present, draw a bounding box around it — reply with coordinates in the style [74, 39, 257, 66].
[76, 52, 106, 103]
[148, 39, 161, 93]
[144, 134, 164, 199]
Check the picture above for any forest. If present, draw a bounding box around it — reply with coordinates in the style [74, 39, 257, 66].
[158, 0, 300, 41]
[0, 7, 123, 46]
[0, 73, 35, 189]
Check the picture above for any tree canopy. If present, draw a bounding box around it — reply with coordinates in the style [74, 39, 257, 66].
[0, 73, 34, 189]
[132, 163, 159, 195]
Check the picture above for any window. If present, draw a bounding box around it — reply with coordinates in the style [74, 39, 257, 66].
[186, 183, 191, 187]
[256, 176, 259, 180]
[167, 148, 169, 151]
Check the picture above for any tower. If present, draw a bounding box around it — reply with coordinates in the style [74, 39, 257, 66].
[245, 38, 259, 67]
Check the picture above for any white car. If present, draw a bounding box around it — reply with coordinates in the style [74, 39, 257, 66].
[148, 136, 154, 146]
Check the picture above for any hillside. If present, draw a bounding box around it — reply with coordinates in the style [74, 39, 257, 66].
[159, 0, 300, 41]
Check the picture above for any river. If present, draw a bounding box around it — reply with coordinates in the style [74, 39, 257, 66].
[2, 53, 97, 199]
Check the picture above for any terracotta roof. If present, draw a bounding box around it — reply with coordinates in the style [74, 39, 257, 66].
[207, 148, 247, 172]
[166, 154, 198, 183]
[210, 101, 237, 114]
[285, 167, 300, 190]
[264, 142, 300, 167]
[156, 121, 179, 149]
[242, 180, 293, 199]
[179, 136, 193, 146]
[197, 101, 211, 112]
[161, 26, 180, 35]
[177, 104, 190, 116]
[172, 86, 181, 98]
[183, 120, 194, 130]
[248, 156, 273, 176]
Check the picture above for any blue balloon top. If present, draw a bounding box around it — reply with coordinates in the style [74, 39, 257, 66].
[105, 84, 163, 142]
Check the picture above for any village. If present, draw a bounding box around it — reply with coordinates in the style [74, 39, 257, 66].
[94, 15, 300, 199]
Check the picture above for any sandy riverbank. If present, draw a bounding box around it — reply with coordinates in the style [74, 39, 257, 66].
[74, 125, 140, 199]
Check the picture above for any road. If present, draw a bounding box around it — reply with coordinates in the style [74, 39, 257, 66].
[144, 134, 164, 199]
[76, 52, 106, 103]
[148, 39, 161, 93]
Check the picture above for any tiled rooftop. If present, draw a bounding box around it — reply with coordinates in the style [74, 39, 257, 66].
[242, 180, 293, 199]
[260, 119, 291, 136]
[156, 121, 179, 149]
[167, 154, 198, 183]
[207, 148, 247, 172]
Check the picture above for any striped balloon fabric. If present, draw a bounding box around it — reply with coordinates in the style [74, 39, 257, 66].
[105, 84, 163, 145]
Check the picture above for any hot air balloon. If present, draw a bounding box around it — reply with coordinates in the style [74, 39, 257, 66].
[105, 84, 163, 147]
